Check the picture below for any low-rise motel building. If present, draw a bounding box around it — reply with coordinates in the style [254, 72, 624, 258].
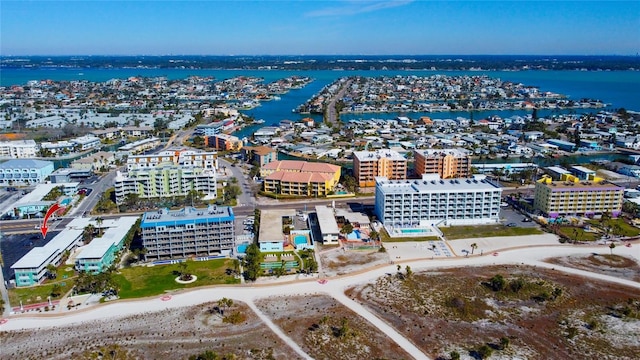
[257, 209, 313, 252]
[533, 174, 624, 218]
[261, 160, 341, 197]
[314, 205, 340, 244]
[375, 174, 502, 229]
[116, 137, 161, 157]
[140, 206, 235, 260]
[353, 149, 407, 188]
[11, 217, 138, 287]
[74, 217, 139, 273]
[414, 148, 472, 179]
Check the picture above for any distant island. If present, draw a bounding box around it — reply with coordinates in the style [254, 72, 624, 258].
[1, 55, 639, 71]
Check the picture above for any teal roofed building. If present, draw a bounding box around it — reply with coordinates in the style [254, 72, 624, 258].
[74, 216, 139, 274]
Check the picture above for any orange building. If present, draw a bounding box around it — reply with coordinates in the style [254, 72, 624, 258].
[353, 150, 407, 188]
[205, 134, 243, 151]
[414, 149, 471, 179]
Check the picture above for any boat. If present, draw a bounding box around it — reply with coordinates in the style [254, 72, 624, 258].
[253, 119, 265, 124]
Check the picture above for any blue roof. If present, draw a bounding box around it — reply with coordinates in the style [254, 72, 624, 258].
[141, 206, 234, 228]
[0, 159, 54, 169]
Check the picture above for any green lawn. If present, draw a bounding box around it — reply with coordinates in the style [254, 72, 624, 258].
[588, 218, 640, 237]
[8, 278, 75, 307]
[557, 226, 599, 242]
[113, 259, 239, 299]
[442, 224, 544, 240]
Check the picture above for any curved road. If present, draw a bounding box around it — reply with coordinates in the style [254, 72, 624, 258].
[2, 243, 638, 360]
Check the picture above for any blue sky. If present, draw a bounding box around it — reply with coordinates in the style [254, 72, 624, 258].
[1, 1, 638, 55]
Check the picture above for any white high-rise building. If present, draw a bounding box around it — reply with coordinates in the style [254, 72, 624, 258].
[375, 174, 502, 228]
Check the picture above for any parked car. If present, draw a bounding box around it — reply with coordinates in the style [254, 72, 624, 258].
[522, 218, 532, 222]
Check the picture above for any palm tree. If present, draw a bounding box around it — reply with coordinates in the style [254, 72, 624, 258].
[369, 229, 380, 242]
[83, 224, 95, 244]
[609, 242, 616, 255]
[46, 264, 57, 279]
[340, 222, 354, 239]
[470, 243, 478, 255]
[177, 261, 192, 281]
[95, 217, 104, 237]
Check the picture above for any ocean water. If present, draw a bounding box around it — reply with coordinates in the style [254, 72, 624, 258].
[2, 68, 639, 136]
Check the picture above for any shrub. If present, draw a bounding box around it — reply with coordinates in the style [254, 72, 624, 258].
[487, 274, 506, 292]
[477, 344, 493, 359]
[222, 311, 246, 325]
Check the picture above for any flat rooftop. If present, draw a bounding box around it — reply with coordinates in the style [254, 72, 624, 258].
[415, 148, 470, 157]
[315, 206, 339, 234]
[259, 209, 295, 243]
[141, 206, 234, 228]
[353, 149, 405, 162]
[541, 180, 623, 191]
[14, 182, 79, 207]
[76, 216, 139, 260]
[375, 176, 500, 194]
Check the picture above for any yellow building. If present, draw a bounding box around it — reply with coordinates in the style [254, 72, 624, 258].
[261, 160, 341, 197]
[533, 174, 624, 218]
[353, 150, 406, 188]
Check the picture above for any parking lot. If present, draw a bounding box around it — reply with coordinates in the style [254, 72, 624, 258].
[500, 206, 537, 228]
[0, 232, 61, 284]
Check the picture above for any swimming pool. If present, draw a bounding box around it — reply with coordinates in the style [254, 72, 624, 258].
[294, 235, 307, 245]
[401, 228, 429, 234]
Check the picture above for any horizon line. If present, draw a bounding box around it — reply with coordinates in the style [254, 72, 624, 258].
[2, 53, 639, 58]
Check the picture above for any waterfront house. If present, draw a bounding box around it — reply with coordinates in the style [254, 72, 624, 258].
[547, 139, 576, 152]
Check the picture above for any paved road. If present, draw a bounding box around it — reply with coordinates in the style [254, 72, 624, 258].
[2, 241, 638, 360]
[324, 78, 352, 125]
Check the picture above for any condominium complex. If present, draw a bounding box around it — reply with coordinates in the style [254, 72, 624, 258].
[205, 133, 243, 151]
[117, 137, 161, 157]
[533, 174, 624, 217]
[126, 150, 218, 171]
[242, 146, 277, 167]
[261, 160, 341, 197]
[11, 217, 137, 286]
[0, 139, 38, 158]
[0, 159, 55, 186]
[414, 148, 471, 179]
[353, 150, 407, 187]
[140, 206, 235, 259]
[114, 165, 217, 204]
[375, 174, 502, 228]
